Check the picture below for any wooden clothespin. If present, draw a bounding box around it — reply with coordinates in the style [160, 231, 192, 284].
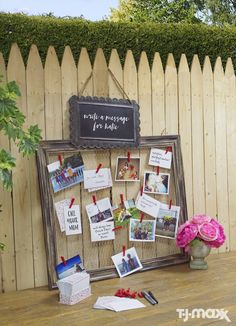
[58, 154, 63, 166]
[169, 199, 172, 210]
[140, 186, 143, 196]
[165, 146, 172, 154]
[156, 166, 160, 175]
[96, 163, 102, 173]
[69, 197, 75, 209]
[60, 256, 67, 266]
[140, 213, 144, 223]
[120, 194, 124, 208]
[122, 245, 126, 257]
[92, 195, 97, 205]
[127, 151, 131, 163]
[112, 226, 123, 232]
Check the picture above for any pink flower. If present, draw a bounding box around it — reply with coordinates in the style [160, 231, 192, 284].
[198, 222, 218, 241]
[176, 221, 198, 248]
[190, 214, 211, 225]
[206, 219, 226, 248]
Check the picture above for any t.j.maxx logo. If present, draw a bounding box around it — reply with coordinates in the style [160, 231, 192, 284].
[176, 308, 231, 322]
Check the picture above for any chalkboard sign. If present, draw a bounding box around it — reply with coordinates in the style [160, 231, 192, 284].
[69, 96, 140, 148]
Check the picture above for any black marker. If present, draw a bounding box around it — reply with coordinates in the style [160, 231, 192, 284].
[148, 291, 158, 304]
[141, 291, 156, 305]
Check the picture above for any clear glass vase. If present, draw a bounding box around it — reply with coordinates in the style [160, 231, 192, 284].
[189, 240, 211, 270]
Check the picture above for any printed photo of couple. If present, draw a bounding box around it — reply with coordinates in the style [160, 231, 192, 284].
[47, 154, 84, 193]
[111, 247, 142, 278]
[144, 171, 170, 195]
[129, 219, 156, 242]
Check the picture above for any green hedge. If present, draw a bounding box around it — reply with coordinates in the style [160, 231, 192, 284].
[0, 13, 236, 68]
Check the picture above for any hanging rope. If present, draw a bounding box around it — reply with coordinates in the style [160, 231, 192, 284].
[78, 71, 93, 96]
[108, 68, 132, 103]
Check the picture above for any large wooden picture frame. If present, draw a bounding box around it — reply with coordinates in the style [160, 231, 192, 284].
[36, 136, 189, 289]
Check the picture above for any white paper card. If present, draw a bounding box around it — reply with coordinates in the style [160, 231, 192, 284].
[64, 205, 82, 235]
[93, 296, 145, 312]
[86, 197, 113, 224]
[149, 148, 172, 169]
[54, 199, 71, 232]
[90, 221, 115, 242]
[88, 168, 112, 192]
[83, 168, 109, 189]
[136, 193, 160, 218]
[47, 160, 60, 173]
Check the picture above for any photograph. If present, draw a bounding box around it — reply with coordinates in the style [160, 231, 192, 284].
[129, 219, 156, 242]
[144, 171, 170, 195]
[55, 254, 85, 280]
[86, 197, 113, 224]
[47, 154, 84, 193]
[111, 247, 143, 278]
[113, 199, 141, 227]
[155, 203, 180, 239]
[115, 157, 140, 182]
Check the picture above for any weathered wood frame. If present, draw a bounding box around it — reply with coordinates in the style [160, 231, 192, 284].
[36, 135, 189, 289]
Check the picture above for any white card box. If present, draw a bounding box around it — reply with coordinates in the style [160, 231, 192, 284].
[57, 272, 90, 297]
[59, 286, 91, 305]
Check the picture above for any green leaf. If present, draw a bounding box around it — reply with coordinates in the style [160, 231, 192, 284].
[0, 241, 5, 251]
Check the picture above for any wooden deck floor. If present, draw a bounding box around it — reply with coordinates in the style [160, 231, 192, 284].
[0, 252, 235, 325]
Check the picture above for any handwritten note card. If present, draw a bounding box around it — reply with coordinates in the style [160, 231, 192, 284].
[88, 168, 112, 192]
[83, 168, 109, 189]
[148, 148, 172, 169]
[90, 221, 115, 242]
[136, 193, 160, 218]
[64, 205, 82, 235]
[54, 199, 71, 232]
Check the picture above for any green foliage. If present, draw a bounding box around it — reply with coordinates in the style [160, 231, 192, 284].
[110, 0, 236, 25]
[0, 13, 235, 69]
[110, 0, 201, 23]
[0, 79, 42, 189]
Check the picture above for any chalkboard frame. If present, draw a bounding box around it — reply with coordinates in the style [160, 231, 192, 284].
[36, 136, 189, 290]
[69, 96, 140, 148]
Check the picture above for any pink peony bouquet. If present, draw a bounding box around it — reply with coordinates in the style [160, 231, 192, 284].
[176, 214, 226, 252]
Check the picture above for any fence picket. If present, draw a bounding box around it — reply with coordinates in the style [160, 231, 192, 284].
[178, 54, 193, 218]
[165, 54, 178, 134]
[26, 44, 47, 286]
[214, 57, 229, 252]
[225, 58, 236, 251]
[7, 44, 34, 290]
[202, 57, 217, 218]
[191, 55, 205, 214]
[0, 53, 16, 292]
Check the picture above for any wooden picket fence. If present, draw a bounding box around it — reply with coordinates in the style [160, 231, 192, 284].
[0, 43, 235, 293]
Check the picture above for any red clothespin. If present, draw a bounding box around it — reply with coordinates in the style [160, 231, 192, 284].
[92, 195, 97, 205]
[122, 245, 126, 257]
[138, 292, 144, 298]
[112, 225, 123, 232]
[156, 166, 160, 175]
[120, 194, 124, 208]
[165, 146, 172, 154]
[96, 163, 102, 173]
[127, 151, 131, 163]
[140, 213, 144, 223]
[60, 256, 67, 266]
[140, 186, 143, 196]
[69, 197, 75, 209]
[58, 154, 63, 166]
[169, 199, 172, 210]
